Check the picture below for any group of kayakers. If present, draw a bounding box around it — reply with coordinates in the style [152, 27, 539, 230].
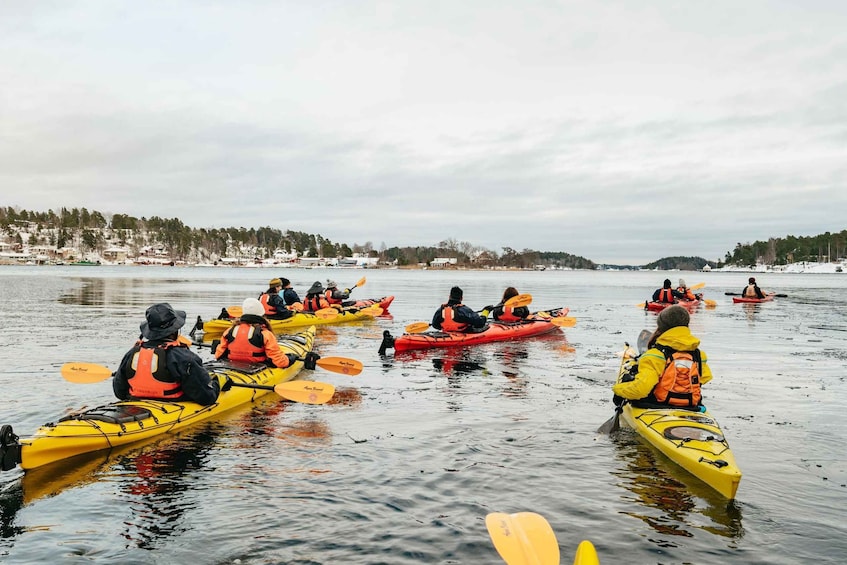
[651, 278, 703, 304]
[260, 277, 358, 318]
[431, 285, 532, 333]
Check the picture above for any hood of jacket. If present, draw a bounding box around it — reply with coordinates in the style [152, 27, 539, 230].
[655, 326, 700, 351]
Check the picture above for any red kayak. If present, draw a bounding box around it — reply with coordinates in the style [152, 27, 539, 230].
[732, 293, 775, 303]
[346, 295, 394, 313]
[646, 299, 700, 312]
[379, 308, 568, 354]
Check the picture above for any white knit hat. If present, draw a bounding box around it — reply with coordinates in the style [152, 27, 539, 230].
[241, 297, 265, 317]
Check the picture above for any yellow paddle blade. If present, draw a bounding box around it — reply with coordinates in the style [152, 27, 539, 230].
[704, 299, 717, 308]
[315, 356, 363, 376]
[550, 316, 577, 327]
[274, 380, 335, 404]
[226, 305, 243, 317]
[313, 308, 339, 320]
[61, 362, 113, 383]
[486, 512, 560, 565]
[405, 321, 431, 334]
[359, 304, 383, 316]
[636, 302, 646, 308]
[691, 282, 706, 290]
[355, 276, 366, 288]
[504, 293, 533, 308]
[573, 540, 600, 565]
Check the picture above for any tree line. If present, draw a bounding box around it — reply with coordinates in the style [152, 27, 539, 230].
[724, 230, 847, 266]
[0, 206, 596, 269]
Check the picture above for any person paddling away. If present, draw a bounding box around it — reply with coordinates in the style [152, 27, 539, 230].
[612, 305, 713, 410]
[324, 280, 352, 306]
[260, 278, 294, 320]
[676, 279, 703, 301]
[215, 298, 319, 369]
[432, 286, 490, 333]
[652, 278, 685, 304]
[492, 286, 529, 322]
[113, 303, 221, 405]
[303, 281, 331, 312]
[742, 277, 766, 299]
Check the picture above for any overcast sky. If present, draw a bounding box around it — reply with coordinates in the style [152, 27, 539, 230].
[2, 1, 845, 264]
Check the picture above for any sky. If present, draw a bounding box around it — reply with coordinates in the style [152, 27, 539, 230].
[1, 1, 846, 264]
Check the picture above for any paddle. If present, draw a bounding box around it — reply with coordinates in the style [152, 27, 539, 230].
[227, 380, 335, 404]
[486, 512, 560, 565]
[185, 345, 363, 376]
[597, 330, 649, 434]
[404, 294, 533, 334]
[725, 292, 787, 297]
[534, 316, 577, 327]
[59, 362, 336, 404]
[225, 306, 338, 320]
[349, 276, 366, 293]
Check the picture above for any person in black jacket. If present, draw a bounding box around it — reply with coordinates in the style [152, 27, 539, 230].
[432, 286, 490, 333]
[113, 303, 221, 406]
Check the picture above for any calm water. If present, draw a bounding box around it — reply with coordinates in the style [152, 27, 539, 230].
[0, 266, 845, 564]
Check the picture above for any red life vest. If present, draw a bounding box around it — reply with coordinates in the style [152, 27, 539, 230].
[127, 341, 185, 400]
[221, 323, 268, 363]
[651, 346, 702, 407]
[324, 289, 343, 305]
[259, 293, 278, 316]
[495, 304, 522, 322]
[304, 295, 329, 312]
[677, 287, 696, 300]
[658, 288, 675, 303]
[440, 304, 468, 332]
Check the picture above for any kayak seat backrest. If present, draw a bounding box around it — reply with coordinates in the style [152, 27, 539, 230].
[60, 405, 153, 424]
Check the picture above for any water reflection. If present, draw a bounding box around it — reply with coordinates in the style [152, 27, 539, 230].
[612, 434, 744, 542]
[741, 302, 759, 325]
[114, 431, 217, 549]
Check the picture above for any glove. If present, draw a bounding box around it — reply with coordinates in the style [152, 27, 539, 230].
[220, 376, 233, 392]
[480, 309, 490, 318]
[345, 288, 351, 294]
[613, 394, 625, 407]
[304, 351, 320, 370]
[285, 353, 300, 367]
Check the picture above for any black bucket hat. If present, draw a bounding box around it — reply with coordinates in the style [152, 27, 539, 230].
[140, 303, 187, 340]
[307, 281, 324, 295]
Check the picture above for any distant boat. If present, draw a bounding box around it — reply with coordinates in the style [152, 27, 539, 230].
[69, 260, 101, 266]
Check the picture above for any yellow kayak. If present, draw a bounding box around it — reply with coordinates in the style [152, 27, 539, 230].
[617, 355, 742, 499]
[199, 306, 379, 335]
[1, 326, 316, 472]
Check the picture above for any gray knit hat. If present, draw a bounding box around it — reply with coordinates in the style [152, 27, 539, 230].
[657, 305, 690, 333]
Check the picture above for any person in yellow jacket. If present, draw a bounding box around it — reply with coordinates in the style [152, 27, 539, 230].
[612, 305, 712, 409]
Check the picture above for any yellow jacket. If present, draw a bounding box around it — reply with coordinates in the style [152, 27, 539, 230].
[612, 326, 713, 400]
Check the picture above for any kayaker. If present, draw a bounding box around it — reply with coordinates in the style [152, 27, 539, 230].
[676, 279, 703, 301]
[280, 277, 303, 310]
[303, 281, 331, 311]
[260, 278, 294, 320]
[492, 287, 530, 322]
[612, 305, 713, 410]
[742, 277, 766, 299]
[432, 286, 491, 333]
[324, 280, 352, 306]
[215, 298, 307, 369]
[113, 303, 221, 406]
[651, 279, 684, 304]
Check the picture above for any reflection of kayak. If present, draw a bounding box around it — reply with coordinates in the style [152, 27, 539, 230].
[345, 295, 394, 313]
[646, 299, 700, 312]
[379, 308, 568, 354]
[0, 327, 316, 472]
[616, 354, 742, 499]
[200, 307, 378, 334]
[732, 293, 775, 303]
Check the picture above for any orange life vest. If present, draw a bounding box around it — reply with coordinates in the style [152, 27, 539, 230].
[440, 304, 468, 332]
[677, 287, 696, 300]
[495, 304, 522, 323]
[651, 346, 702, 407]
[304, 295, 329, 312]
[658, 288, 675, 303]
[324, 289, 343, 305]
[259, 293, 278, 316]
[221, 323, 268, 363]
[126, 341, 185, 400]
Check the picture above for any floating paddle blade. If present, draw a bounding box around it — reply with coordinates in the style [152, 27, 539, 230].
[274, 381, 335, 404]
[405, 322, 431, 334]
[486, 512, 560, 565]
[313, 308, 339, 320]
[61, 362, 113, 383]
[573, 540, 600, 565]
[315, 356, 363, 376]
[504, 293, 533, 308]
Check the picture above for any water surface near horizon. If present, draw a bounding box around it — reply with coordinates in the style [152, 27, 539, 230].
[0, 266, 845, 564]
